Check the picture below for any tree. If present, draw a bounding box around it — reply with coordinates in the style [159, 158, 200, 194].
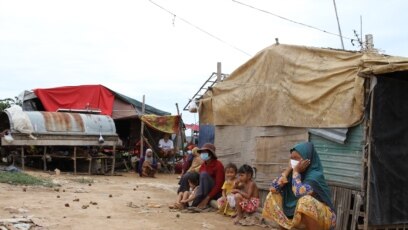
[0, 97, 16, 112]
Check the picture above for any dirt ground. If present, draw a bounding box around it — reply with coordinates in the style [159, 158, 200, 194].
[0, 170, 272, 230]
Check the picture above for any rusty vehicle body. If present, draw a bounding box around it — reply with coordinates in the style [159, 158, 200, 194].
[0, 111, 119, 174]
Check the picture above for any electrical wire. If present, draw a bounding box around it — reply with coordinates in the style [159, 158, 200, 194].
[148, 0, 252, 57]
[232, 0, 354, 41]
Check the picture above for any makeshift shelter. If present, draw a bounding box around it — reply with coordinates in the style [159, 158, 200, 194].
[22, 85, 171, 149]
[6, 85, 174, 173]
[198, 44, 408, 229]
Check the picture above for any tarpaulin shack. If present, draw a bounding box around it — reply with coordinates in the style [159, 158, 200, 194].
[21, 84, 171, 151]
[198, 44, 408, 229]
[0, 106, 118, 174]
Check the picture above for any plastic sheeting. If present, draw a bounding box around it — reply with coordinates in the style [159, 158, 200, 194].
[200, 44, 408, 128]
[369, 75, 408, 225]
[140, 115, 180, 134]
[198, 125, 214, 147]
[5, 105, 34, 135]
[34, 85, 115, 116]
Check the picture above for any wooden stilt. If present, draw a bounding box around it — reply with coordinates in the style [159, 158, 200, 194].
[88, 156, 92, 175]
[43, 146, 47, 171]
[21, 147, 25, 171]
[74, 147, 77, 175]
[111, 145, 116, 175]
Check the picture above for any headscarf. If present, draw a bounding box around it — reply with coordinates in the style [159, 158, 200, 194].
[282, 142, 334, 217]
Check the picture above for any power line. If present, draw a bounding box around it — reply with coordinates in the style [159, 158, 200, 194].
[148, 0, 252, 57]
[232, 0, 354, 41]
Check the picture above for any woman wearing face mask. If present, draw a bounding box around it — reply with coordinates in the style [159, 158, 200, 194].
[262, 142, 336, 230]
[190, 143, 225, 209]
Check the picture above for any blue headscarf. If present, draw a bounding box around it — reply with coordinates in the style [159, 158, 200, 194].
[282, 142, 334, 217]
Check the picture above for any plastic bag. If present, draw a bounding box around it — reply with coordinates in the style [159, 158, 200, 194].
[188, 100, 198, 113]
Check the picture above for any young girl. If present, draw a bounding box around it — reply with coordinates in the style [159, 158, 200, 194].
[231, 164, 259, 224]
[217, 163, 238, 216]
[171, 172, 200, 209]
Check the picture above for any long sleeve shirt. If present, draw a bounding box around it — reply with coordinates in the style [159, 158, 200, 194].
[270, 172, 313, 197]
[199, 159, 225, 199]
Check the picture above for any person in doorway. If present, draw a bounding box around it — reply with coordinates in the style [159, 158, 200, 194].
[158, 133, 174, 158]
[262, 142, 336, 230]
[191, 143, 225, 209]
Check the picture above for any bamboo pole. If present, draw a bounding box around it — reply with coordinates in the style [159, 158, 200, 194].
[175, 103, 184, 155]
[140, 95, 146, 158]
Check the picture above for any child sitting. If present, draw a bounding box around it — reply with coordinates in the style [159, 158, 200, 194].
[217, 163, 238, 216]
[171, 171, 200, 209]
[231, 164, 260, 224]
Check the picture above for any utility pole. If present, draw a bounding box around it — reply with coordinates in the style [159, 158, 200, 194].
[333, 0, 345, 50]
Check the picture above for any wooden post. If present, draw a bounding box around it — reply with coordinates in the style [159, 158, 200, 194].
[21, 147, 25, 171]
[88, 155, 92, 175]
[140, 95, 146, 158]
[175, 103, 184, 154]
[111, 145, 116, 175]
[364, 77, 376, 230]
[43, 146, 47, 171]
[332, 0, 345, 50]
[73, 147, 77, 175]
[217, 62, 222, 82]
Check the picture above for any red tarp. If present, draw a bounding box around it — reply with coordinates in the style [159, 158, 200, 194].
[34, 85, 115, 116]
[185, 123, 199, 131]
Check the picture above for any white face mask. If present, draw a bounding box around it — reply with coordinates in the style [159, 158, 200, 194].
[290, 159, 299, 169]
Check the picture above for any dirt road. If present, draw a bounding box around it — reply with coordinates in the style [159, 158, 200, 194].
[0, 171, 270, 230]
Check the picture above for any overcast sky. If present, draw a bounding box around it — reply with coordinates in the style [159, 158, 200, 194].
[0, 0, 407, 125]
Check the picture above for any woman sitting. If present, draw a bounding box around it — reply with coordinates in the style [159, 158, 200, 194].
[262, 142, 336, 230]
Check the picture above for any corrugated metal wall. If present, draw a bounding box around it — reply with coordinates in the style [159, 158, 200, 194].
[310, 124, 364, 190]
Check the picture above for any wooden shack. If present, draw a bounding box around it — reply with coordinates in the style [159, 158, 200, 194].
[198, 44, 408, 229]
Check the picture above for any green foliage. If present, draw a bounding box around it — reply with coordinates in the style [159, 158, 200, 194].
[0, 97, 17, 112]
[0, 171, 55, 187]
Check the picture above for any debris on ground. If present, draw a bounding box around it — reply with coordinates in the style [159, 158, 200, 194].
[0, 218, 42, 230]
[4, 207, 29, 214]
[126, 202, 140, 209]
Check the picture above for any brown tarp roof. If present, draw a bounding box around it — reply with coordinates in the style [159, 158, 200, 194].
[199, 44, 408, 128]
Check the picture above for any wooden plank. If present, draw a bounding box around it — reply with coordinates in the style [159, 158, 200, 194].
[43, 146, 47, 171]
[2, 139, 118, 146]
[74, 147, 77, 175]
[351, 192, 362, 230]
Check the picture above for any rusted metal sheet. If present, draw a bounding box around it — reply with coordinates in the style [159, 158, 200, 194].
[22, 111, 115, 135]
[0, 111, 118, 146]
